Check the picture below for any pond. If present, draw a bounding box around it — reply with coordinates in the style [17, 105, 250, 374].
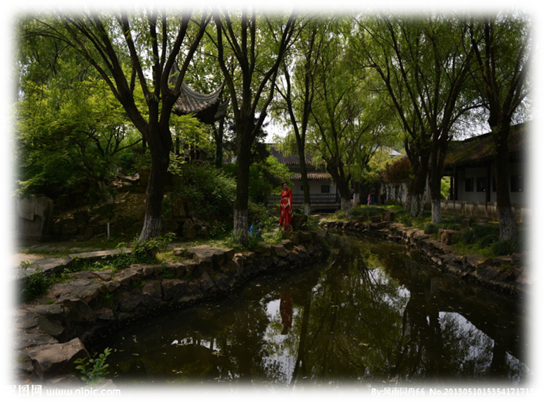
[93, 234, 530, 390]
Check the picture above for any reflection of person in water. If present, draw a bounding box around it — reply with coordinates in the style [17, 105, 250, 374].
[280, 293, 293, 335]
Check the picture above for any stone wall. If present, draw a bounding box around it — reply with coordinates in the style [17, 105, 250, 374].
[319, 218, 529, 296]
[14, 231, 329, 385]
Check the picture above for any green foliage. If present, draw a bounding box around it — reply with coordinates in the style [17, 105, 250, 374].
[350, 206, 386, 222]
[330, 209, 348, 221]
[452, 223, 524, 256]
[441, 177, 451, 200]
[222, 155, 291, 204]
[170, 114, 213, 157]
[134, 152, 152, 171]
[458, 225, 498, 245]
[172, 163, 236, 227]
[16, 75, 139, 205]
[262, 229, 283, 245]
[424, 223, 439, 235]
[75, 348, 112, 386]
[491, 235, 524, 257]
[490, 241, 512, 257]
[121, 233, 176, 260]
[20, 266, 53, 303]
[396, 211, 413, 227]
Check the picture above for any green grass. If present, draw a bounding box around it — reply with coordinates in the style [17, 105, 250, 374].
[326, 204, 524, 257]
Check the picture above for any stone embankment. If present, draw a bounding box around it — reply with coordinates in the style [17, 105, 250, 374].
[15, 231, 328, 386]
[320, 214, 530, 296]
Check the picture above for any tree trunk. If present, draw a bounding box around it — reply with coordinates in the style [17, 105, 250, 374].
[428, 171, 443, 225]
[406, 169, 428, 217]
[233, 120, 253, 245]
[353, 181, 361, 207]
[334, 174, 352, 217]
[139, 149, 169, 242]
[428, 138, 448, 224]
[213, 117, 225, 168]
[406, 145, 430, 217]
[431, 199, 442, 225]
[494, 126, 518, 241]
[340, 197, 352, 216]
[297, 141, 312, 216]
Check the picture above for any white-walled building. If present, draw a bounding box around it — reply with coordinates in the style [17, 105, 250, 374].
[439, 123, 528, 221]
[268, 146, 340, 210]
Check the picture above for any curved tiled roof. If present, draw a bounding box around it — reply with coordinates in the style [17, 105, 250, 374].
[173, 82, 228, 124]
[444, 123, 527, 168]
[269, 146, 313, 165]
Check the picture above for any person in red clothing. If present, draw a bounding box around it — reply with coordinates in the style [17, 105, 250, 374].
[279, 181, 293, 231]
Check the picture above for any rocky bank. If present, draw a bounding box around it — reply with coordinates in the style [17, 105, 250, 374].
[14, 230, 329, 386]
[320, 213, 530, 296]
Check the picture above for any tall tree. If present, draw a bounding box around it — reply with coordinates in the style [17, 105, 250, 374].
[469, 13, 531, 241]
[308, 18, 396, 216]
[20, 9, 211, 241]
[274, 17, 325, 216]
[354, 14, 478, 220]
[211, 8, 300, 243]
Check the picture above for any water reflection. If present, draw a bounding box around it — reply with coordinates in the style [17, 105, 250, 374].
[95, 235, 530, 387]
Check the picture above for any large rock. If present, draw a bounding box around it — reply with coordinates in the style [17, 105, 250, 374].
[50, 280, 104, 304]
[16, 329, 59, 350]
[60, 298, 96, 323]
[17, 194, 55, 242]
[438, 229, 456, 245]
[28, 338, 89, 380]
[161, 279, 203, 303]
[282, 231, 299, 245]
[186, 245, 235, 268]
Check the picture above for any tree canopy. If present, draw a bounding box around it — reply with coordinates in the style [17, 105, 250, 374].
[15, 8, 531, 243]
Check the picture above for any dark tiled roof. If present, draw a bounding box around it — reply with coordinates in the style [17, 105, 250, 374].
[173, 82, 228, 124]
[269, 146, 313, 165]
[444, 123, 527, 168]
[290, 173, 331, 181]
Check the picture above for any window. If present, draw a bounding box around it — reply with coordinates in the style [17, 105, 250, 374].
[321, 185, 330, 194]
[300, 185, 304, 191]
[477, 177, 486, 192]
[464, 178, 474, 192]
[511, 175, 523, 192]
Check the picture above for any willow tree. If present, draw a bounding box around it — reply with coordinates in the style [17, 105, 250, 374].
[20, 9, 211, 241]
[354, 14, 478, 220]
[211, 8, 300, 243]
[307, 18, 396, 216]
[469, 13, 531, 241]
[274, 17, 326, 216]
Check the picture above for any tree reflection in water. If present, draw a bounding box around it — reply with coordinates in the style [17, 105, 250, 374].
[97, 235, 530, 387]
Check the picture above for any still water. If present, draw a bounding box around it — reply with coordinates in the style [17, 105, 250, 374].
[94, 235, 530, 388]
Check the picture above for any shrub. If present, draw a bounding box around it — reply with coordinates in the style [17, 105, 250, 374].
[75, 348, 112, 386]
[477, 233, 499, 249]
[459, 224, 498, 246]
[397, 212, 412, 227]
[491, 240, 512, 256]
[172, 164, 236, 224]
[424, 223, 439, 235]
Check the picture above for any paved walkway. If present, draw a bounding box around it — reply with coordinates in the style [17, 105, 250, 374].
[12, 245, 131, 281]
[2, 249, 130, 284]
[12, 242, 188, 281]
